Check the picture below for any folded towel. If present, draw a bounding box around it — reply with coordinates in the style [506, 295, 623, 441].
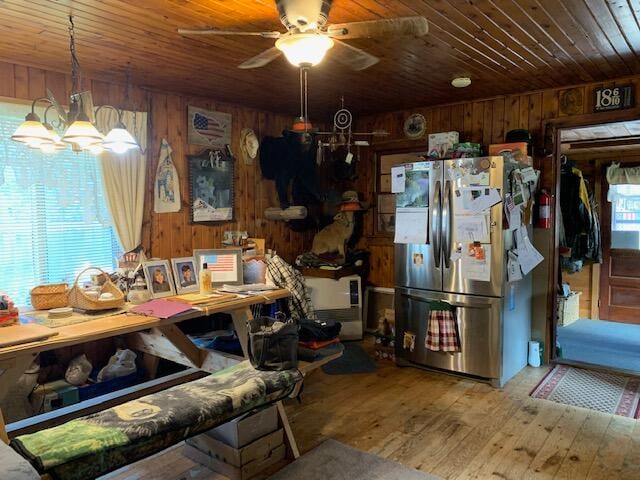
[426, 306, 460, 352]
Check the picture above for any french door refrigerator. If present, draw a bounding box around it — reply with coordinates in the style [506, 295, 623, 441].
[394, 155, 532, 387]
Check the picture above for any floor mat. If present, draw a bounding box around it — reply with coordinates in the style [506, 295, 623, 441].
[530, 364, 640, 418]
[267, 439, 441, 480]
[321, 342, 377, 375]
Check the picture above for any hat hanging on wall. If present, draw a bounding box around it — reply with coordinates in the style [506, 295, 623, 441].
[240, 128, 259, 165]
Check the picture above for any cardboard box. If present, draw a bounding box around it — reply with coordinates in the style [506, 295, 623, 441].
[184, 442, 286, 480]
[207, 404, 278, 448]
[187, 428, 284, 467]
[428, 131, 459, 159]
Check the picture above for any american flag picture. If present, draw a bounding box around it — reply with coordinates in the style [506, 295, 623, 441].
[206, 254, 237, 272]
[188, 106, 232, 147]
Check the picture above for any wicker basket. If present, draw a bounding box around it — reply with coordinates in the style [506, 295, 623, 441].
[30, 283, 70, 310]
[68, 267, 125, 311]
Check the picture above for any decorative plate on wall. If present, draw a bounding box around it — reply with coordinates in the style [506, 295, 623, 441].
[403, 113, 426, 139]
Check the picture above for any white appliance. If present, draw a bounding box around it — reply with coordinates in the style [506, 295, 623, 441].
[304, 274, 363, 340]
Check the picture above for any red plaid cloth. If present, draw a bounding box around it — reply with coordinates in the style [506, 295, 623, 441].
[426, 309, 460, 352]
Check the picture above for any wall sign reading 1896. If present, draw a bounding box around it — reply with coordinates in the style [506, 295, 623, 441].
[593, 84, 635, 112]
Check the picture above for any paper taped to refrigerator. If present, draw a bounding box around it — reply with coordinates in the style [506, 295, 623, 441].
[391, 166, 406, 193]
[507, 251, 523, 282]
[394, 207, 428, 244]
[454, 214, 490, 243]
[461, 247, 491, 282]
[468, 188, 502, 213]
[515, 226, 543, 275]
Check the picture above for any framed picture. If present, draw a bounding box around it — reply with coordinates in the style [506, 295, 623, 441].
[189, 147, 234, 223]
[193, 248, 243, 286]
[187, 105, 232, 148]
[142, 260, 176, 298]
[171, 257, 199, 294]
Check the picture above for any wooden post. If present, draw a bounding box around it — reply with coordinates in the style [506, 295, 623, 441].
[0, 408, 8, 444]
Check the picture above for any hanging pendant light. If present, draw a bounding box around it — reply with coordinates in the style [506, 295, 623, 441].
[11, 98, 55, 147]
[10, 16, 139, 156]
[61, 111, 103, 148]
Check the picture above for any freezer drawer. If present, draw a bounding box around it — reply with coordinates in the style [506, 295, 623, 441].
[395, 287, 502, 379]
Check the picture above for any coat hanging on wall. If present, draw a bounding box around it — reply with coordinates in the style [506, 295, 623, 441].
[154, 139, 181, 214]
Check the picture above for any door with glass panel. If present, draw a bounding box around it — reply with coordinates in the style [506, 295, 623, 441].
[599, 178, 640, 323]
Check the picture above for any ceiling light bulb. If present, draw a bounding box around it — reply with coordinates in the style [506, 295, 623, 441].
[276, 34, 334, 67]
[61, 112, 103, 148]
[451, 76, 472, 88]
[11, 113, 54, 146]
[102, 126, 139, 154]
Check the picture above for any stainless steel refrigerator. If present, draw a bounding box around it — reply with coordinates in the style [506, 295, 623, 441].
[394, 155, 532, 387]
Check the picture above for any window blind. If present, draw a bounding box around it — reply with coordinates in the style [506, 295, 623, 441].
[0, 101, 120, 308]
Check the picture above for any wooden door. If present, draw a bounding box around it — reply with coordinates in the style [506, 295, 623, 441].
[599, 172, 640, 323]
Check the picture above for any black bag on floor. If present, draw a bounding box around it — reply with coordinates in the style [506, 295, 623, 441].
[248, 315, 299, 371]
[298, 318, 342, 342]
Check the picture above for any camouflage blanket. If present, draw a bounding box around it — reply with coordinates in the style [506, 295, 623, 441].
[10, 361, 302, 480]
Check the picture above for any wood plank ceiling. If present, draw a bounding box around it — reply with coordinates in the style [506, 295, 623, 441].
[0, 0, 639, 117]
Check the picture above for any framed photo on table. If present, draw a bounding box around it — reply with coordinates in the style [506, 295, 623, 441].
[171, 257, 199, 294]
[193, 248, 243, 287]
[142, 260, 176, 298]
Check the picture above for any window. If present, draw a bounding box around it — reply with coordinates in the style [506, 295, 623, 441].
[0, 101, 120, 308]
[609, 184, 640, 250]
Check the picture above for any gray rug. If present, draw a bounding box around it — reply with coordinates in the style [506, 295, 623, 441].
[321, 343, 377, 375]
[268, 439, 441, 480]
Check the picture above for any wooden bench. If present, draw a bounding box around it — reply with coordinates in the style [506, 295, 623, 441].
[0, 361, 303, 480]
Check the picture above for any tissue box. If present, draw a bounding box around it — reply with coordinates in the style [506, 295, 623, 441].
[428, 131, 459, 159]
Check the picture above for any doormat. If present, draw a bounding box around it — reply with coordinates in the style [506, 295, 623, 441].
[267, 439, 441, 480]
[530, 364, 640, 418]
[321, 342, 377, 375]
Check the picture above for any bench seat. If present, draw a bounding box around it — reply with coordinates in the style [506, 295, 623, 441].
[9, 361, 302, 480]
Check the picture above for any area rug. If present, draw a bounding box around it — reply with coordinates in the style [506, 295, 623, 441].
[321, 342, 377, 375]
[267, 439, 441, 480]
[530, 364, 640, 418]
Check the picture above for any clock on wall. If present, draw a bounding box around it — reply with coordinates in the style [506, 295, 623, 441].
[404, 113, 427, 139]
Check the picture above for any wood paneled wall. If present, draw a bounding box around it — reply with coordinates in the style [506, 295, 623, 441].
[0, 61, 314, 263]
[353, 75, 640, 289]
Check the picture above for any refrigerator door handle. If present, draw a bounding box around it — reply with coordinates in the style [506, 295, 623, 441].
[443, 179, 452, 269]
[432, 180, 442, 268]
[401, 292, 492, 310]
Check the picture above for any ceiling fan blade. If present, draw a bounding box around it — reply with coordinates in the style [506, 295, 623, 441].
[238, 46, 283, 69]
[330, 39, 379, 71]
[178, 28, 282, 39]
[327, 16, 428, 39]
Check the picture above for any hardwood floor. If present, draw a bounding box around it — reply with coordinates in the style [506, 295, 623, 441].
[104, 356, 640, 480]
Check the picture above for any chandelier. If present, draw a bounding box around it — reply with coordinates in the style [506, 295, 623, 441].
[11, 16, 139, 155]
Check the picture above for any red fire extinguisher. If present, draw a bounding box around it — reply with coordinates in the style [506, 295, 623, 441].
[538, 189, 551, 229]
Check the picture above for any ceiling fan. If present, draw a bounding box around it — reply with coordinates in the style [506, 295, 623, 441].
[178, 0, 428, 71]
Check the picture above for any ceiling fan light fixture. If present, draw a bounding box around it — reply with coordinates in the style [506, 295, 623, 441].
[451, 76, 472, 88]
[276, 34, 334, 67]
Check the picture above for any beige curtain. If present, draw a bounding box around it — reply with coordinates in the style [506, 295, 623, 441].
[95, 108, 148, 252]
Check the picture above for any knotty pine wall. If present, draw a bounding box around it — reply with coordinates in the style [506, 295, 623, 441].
[0, 61, 314, 263]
